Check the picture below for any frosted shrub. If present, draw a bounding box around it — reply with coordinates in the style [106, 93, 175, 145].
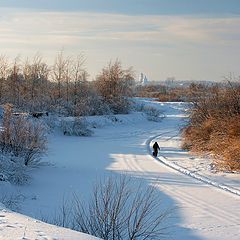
[0, 104, 47, 167]
[61, 118, 93, 136]
[88, 96, 113, 116]
[131, 101, 145, 112]
[95, 101, 112, 115]
[42, 114, 58, 131]
[143, 106, 163, 122]
[0, 155, 30, 185]
[8, 165, 30, 185]
[108, 96, 131, 114]
[0, 192, 25, 211]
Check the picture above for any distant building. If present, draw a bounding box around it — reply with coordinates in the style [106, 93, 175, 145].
[165, 77, 175, 87]
[138, 73, 149, 86]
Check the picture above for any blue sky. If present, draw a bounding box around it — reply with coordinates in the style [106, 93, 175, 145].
[1, 0, 240, 15]
[0, 0, 240, 81]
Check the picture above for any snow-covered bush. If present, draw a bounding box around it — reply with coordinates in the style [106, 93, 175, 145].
[131, 101, 145, 112]
[0, 154, 31, 185]
[86, 95, 113, 116]
[143, 105, 164, 122]
[108, 96, 132, 114]
[7, 163, 30, 185]
[94, 100, 112, 115]
[0, 192, 25, 211]
[60, 117, 93, 136]
[0, 104, 47, 167]
[130, 99, 164, 121]
[74, 96, 112, 116]
[41, 114, 58, 132]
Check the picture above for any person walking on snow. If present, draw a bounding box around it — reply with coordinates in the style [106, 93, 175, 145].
[153, 141, 160, 157]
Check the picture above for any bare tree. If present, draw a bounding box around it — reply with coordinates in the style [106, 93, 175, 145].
[72, 176, 171, 239]
[0, 55, 9, 103]
[6, 57, 22, 106]
[0, 103, 13, 151]
[52, 50, 69, 101]
[65, 59, 71, 104]
[95, 60, 135, 114]
[71, 54, 86, 113]
[23, 54, 50, 111]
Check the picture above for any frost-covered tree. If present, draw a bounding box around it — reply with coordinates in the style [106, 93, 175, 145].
[0, 53, 136, 117]
[52, 50, 69, 101]
[95, 60, 135, 114]
[6, 57, 23, 106]
[23, 54, 50, 111]
[0, 55, 9, 103]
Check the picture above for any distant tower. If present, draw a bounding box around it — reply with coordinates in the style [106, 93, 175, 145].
[139, 73, 149, 86]
[143, 75, 148, 85]
[139, 73, 144, 83]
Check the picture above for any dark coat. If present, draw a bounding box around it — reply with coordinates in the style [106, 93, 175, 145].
[153, 142, 160, 151]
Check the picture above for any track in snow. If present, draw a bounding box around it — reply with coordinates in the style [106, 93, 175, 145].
[146, 133, 240, 197]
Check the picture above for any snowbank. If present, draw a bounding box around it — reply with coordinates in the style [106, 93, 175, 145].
[0, 207, 99, 240]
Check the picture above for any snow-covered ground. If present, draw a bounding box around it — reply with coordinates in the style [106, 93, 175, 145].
[0, 99, 239, 239]
[0, 203, 98, 240]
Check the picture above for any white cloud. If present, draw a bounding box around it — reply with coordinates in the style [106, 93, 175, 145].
[0, 8, 240, 80]
[1, 9, 240, 45]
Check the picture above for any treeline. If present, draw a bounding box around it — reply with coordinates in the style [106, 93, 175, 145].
[182, 82, 240, 171]
[135, 83, 206, 102]
[0, 53, 135, 116]
[0, 53, 135, 185]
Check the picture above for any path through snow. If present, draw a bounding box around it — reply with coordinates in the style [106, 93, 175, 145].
[107, 101, 240, 240]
